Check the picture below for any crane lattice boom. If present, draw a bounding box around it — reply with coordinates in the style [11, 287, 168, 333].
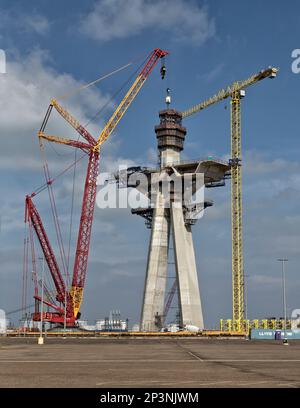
[95, 48, 168, 149]
[25, 196, 66, 303]
[49, 99, 97, 146]
[182, 67, 278, 118]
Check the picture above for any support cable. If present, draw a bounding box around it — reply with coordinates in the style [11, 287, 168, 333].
[83, 53, 150, 129]
[22, 222, 29, 317]
[43, 162, 69, 282]
[33, 151, 87, 197]
[66, 139, 79, 287]
[57, 62, 133, 101]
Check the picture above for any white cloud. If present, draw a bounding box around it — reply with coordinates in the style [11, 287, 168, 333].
[199, 63, 225, 83]
[0, 9, 50, 36]
[243, 150, 300, 176]
[80, 0, 215, 44]
[0, 48, 113, 170]
[250, 275, 282, 286]
[242, 151, 300, 205]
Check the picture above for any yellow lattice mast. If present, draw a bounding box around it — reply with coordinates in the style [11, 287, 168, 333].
[230, 88, 244, 331]
[182, 67, 278, 331]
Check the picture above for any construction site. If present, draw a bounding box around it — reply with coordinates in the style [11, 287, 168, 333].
[1, 1, 300, 391]
[8, 51, 295, 338]
[0, 46, 299, 386]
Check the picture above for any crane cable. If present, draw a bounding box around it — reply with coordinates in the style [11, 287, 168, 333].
[32, 151, 87, 197]
[43, 162, 69, 281]
[66, 135, 80, 285]
[38, 140, 69, 283]
[56, 62, 133, 101]
[22, 221, 29, 315]
[35, 53, 149, 187]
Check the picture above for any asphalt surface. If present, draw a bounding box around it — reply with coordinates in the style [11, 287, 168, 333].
[0, 337, 299, 388]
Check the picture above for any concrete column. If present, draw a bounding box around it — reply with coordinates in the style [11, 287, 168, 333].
[171, 203, 204, 329]
[140, 193, 169, 331]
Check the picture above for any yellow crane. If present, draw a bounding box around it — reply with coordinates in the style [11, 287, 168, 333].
[182, 67, 278, 331]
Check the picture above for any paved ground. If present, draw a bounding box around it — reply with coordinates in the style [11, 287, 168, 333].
[0, 337, 299, 388]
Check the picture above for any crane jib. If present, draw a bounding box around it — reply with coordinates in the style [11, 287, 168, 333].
[181, 67, 278, 118]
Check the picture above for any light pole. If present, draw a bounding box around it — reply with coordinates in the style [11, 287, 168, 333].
[277, 258, 288, 344]
[245, 274, 249, 321]
[38, 256, 45, 345]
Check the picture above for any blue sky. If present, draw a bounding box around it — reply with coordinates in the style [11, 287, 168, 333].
[0, 0, 300, 328]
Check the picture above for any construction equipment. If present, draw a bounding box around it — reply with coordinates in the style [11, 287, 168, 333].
[220, 318, 292, 335]
[25, 48, 168, 326]
[182, 67, 278, 331]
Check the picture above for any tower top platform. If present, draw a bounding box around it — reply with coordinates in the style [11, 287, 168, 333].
[155, 109, 186, 154]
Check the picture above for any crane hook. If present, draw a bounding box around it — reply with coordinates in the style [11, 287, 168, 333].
[165, 88, 171, 107]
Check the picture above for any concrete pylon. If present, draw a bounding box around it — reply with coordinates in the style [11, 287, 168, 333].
[125, 109, 230, 332]
[171, 203, 204, 329]
[140, 109, 204, 331]
[140, 197, 169, 332]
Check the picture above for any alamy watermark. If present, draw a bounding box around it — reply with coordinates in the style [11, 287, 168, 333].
[96, 165, 206, 221]
[291, 309, 300, 330]
[291, 49, 300, 73]
[0, 49, 6, 74]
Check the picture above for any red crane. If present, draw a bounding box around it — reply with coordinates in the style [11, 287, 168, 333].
[25, 49, 168, 326]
